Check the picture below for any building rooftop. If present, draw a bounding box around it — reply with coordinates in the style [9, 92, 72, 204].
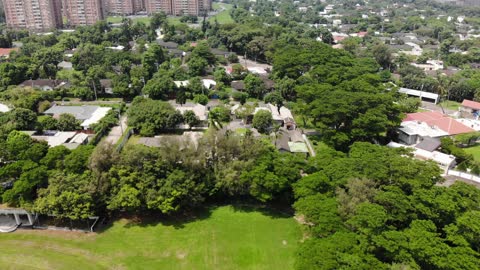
[461, 99, 480, 110]
[402, 111, 474, 136]
[0, 48, 18, 58]
[415, 137, 441, 152]
[0, 103, 10, 113]
[43, 105, 112, 129]
[170, 102, 207, 121]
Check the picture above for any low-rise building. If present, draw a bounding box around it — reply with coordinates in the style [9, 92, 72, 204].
[387, 141, 456, 175]
[43, 105, 112, 130]
[28, 131, 89, 149]
[460, 99, 480, 119]
[398, 111, 474, 145]
[18, 79, 70, 91]
[170, 102, 208, 128]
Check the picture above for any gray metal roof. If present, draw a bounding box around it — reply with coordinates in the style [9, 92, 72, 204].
[416, 137, 441, 152]
[43, 105, 100, 120]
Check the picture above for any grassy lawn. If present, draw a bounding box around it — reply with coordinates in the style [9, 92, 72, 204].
[107, 16, 151, 26]
[439, 100, 461, 111]
[464, 144, 480, 162]
[0, 205, 300, 270]
[209, 2, 234, 24]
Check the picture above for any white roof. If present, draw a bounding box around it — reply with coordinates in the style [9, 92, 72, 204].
[247, 67, 267, 74]
[174, 80, 189, 88]
[32, 132, 77, 147]
[81, 107, 112, 128]
[202, 79, 216, 89]
[70, 133, 89, 144]
[106, 45, 125, 51]
[414, 148, 455, 167]
[253, 104, 295, 122]
[387, 141, 455, 167]
[399, 88, 439, 102]
[0, 103, 10, 113]
[399, 121, 448, 138]
[457, 118, 480, 131]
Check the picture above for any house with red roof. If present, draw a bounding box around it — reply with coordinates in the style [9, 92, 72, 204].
[398, 111, 474, 145]
[460, 99, 480, 118]
[0, 48, 18, 59]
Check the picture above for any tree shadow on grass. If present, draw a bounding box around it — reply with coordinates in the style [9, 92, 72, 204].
[96, 202, 295, 234]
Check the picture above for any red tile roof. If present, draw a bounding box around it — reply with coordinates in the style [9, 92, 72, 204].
[358, 31, 368, 37]
[461, 99, 480, 110]
[0, 48, 18, 57]
[403, 111, 444, 122]
[403, 111, 474, 135]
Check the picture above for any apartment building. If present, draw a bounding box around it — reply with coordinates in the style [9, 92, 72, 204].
[145, 0, 210, 16]
[2, 0, 63, 30]
[63, 0, 105, 26]
[106, 0, 144, 15]
[145, 0, 172, 15]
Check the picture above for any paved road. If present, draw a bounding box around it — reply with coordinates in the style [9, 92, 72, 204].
[103, 116, 127, 145]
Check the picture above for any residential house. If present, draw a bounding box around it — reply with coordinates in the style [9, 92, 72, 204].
[0, 48, 18, 59]
[387, 141, 455, 174]
[411, 60, 444, 71]
[170, 101, 208, 128]
[18, 79, 70, 91]
[460, 99, 480, 119]
[276, 129, 309, 156]
[27, 131, 89, 149]
[398, 111, 474, 145]
[43, 105, 112, 130]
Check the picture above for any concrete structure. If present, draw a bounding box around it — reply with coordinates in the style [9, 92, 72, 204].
[2, 0, 63, 30]
[0, 208, 36, 232]
[398, 88, 440, 104]
[63, 0, 105, 26]
[43, 105, 112, 129]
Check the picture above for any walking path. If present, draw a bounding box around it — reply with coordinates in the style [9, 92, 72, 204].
[103, 116, 127, 145]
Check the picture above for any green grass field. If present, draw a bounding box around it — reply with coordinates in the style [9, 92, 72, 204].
[0, 205, 300, 270]
[439, 100, 461, 111]
[464, 144, 480, 162]
[107, 16, 151, 26]
[209, 2, 234, 24]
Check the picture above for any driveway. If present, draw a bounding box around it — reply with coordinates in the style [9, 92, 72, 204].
[103, 116, 127, 145]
